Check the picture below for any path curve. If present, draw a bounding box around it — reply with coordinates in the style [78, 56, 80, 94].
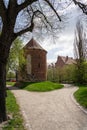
[10, 85, 87, 130]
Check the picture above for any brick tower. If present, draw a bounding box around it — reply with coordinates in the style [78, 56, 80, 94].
[24, 38, 47, 81]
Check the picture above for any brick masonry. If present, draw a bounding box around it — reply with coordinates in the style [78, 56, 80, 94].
[20, 38, 47, 82]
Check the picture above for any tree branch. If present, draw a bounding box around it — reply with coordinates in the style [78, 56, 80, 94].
[27, 8, 52, 28]
[0, 0, 6, 22]
[73, 0, 87, 15]
[8, 0, 17, 9]
[17, 0, 38, 12]
[15, 12, 34, 37]
[44, 0, 61, 21]
[15, 23, 34, 37]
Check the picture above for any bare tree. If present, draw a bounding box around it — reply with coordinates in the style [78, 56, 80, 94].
[74, 21, 86, 61]
[0, 0, 62, 122]
[74, 20, 87, 84]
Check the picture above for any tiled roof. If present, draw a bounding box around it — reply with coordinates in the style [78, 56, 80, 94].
[24, 38, 47, 52]
[65, 58, 76, 64]
[57, 56, 76, 65]
[60, 56, 66, 63]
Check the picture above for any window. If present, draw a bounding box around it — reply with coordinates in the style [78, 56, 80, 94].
[27, 55, 31, 74]
[38, 63, 40, 68]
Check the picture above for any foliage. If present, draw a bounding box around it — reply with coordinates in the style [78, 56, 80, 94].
[7, 38, 25, 73]
[74, 62, 87, 84]
[74, 86, 87, 108]
[47, 68, 59, 82]
[62, 65, 76, 83]
[6, 72, 15, 81]
[19, 81, 64, 92]
[47, 64, 75, 83]
[3, 90, 25, 130]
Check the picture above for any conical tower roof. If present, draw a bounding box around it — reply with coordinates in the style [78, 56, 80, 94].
[24, 38, 47, 52]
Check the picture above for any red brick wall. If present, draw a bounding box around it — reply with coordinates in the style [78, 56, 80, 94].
[25, 49, 47, 81]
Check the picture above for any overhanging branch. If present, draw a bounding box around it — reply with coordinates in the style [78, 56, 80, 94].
[44, 0, 61, 21]
[73, 0, 87, 15]
[27, 9, 52, 28]
[15, 11, 35, 37]
[15, 23, 34, 37]
[17, 0, 38, 12]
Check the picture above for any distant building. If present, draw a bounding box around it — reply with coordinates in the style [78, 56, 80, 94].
[55, 56, 75, 68]
[18, 38, 47, 82]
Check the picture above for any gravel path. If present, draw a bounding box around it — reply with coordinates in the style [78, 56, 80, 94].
[10, 85, 87, 130]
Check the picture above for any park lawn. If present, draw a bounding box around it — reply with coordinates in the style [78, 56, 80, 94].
[3, 90, 25, 130]
[20, 81, 64, 92]
[74, 85, 87, 108]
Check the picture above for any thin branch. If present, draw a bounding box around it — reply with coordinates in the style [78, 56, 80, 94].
[33, 10, 52, 28]
[57, 1, 73, 11]
[27, 5, 52, 28]
[38, 0, 51, 28]
[17, 0, 38, 12]
[15, 7, 52, 37]
[15, 11, 35, 37]
[44, 0, 61, 21]
[15, 23, 34, 37]
[73, 0, 87, 15]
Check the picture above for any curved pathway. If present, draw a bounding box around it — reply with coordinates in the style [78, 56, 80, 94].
[10, 85, 87, 130]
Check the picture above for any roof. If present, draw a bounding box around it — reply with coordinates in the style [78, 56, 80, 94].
[56, 56, 76, 65]
[24, 38, 47, 52]
[59, 56, 66, 63]
[65, 58, 75, 64]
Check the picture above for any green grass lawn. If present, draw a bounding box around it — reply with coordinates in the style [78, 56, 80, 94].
[74, 85, 87, 108]
[3, 90, 25, 130]
[19, 81, 64, 92]
[6, 82, 16, 86]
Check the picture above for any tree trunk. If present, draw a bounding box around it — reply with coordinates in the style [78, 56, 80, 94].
[0, 28, 16, 122]
[0, 61, 7, 122]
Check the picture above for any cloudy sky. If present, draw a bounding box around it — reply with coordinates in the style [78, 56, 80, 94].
[24, 1, 86, 64]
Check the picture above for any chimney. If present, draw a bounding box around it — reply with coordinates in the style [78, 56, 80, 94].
[66, 56, 68, 62]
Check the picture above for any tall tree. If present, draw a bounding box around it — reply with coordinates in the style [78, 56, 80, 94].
[74, 21, 87, 84]
[0, 0, 61, 122]
[7, 38, 25, 81]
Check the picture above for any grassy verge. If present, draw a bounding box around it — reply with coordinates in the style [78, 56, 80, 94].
[6, 82, 16, 86]
[3, 90, 25, 130]
[19, 81, 64, 92]
[74, 85, 87, 108]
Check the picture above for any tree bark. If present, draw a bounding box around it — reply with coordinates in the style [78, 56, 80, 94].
[0, 36, 13, 122]
[0, 61, 7, 122]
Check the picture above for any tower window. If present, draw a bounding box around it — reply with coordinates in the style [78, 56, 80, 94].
[38, 63, 40, 68]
